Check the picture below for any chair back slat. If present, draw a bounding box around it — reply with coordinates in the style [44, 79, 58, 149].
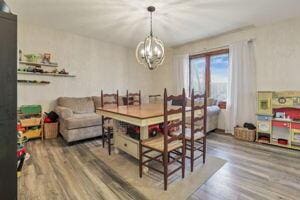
[190, 89, 207, 140]
[103, 101, 118, 105]
[166, 108, 183, 115]
[163, 88, 186, 152]
[194, 116, 204, 123]
[126, 90, 141, 105]
[194, 105, 205, 110]
[167, 95, 184, 102]
[103, 93, 117, 97]
[194, 94, 206, 99]
[101, 90, 119, 108]
[167, 135, 181, 143]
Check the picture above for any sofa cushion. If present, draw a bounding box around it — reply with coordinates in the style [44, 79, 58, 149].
[57, 97, 95, 114]
[65, 113, 102, 129]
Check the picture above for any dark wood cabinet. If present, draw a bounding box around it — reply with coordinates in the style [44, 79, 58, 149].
[0, 11, 17, 200]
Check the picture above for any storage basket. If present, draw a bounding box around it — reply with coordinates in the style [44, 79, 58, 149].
[20, 105, 42, 115]
[44, 122, 58, 139]
[20, 118, 41, 127]
[23, 128, 42, 139]
[234, 127, 256, 142]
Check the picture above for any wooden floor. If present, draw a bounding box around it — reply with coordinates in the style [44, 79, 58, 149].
[18, 133, 300, 200]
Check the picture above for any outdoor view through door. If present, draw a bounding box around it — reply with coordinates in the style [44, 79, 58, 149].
[189, 49, 229, 106]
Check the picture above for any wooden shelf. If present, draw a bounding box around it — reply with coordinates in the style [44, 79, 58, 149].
[257, 140, 270, 144]
[270, 141, 289, 148]
[19, 61, 58, 67]
[18, 80, 50, 85]
[21, 124, 42, 128]
[18, 71, 76, 77]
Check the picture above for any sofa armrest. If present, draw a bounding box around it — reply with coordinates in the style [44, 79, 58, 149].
[55, 106, 73, 119]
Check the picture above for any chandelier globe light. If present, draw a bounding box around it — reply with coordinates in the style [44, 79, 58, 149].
[136, 6, 165, 70]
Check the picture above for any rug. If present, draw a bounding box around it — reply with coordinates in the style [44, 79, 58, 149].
[94, 149, 226, 200]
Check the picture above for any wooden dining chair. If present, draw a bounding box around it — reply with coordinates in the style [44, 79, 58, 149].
[139, 88, 186, 191]
[126, 90, 141, 105]
[101, 90, 119, 155]
[186, 89, 207, 172]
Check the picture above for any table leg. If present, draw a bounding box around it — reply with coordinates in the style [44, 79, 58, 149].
[140, 126, 149, 173]
[113, 119, 119, 154]
[140, 126, 149, 140]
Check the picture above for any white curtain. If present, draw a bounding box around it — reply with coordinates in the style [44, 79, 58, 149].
[172, 54, 189, 95]
[225, 40, 257, 133]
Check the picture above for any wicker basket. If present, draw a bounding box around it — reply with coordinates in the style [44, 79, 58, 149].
[20, 118, 41, 127]
[234, 127, 256, 142]
[44, 123, 58, 139]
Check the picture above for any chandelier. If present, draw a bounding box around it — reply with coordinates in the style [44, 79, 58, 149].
[136, 6, 165, 70]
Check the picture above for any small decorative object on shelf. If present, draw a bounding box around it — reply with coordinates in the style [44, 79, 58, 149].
[256, 91, 300, 150]
[41, 53, 51, 64]
[24, 54, 40, 63]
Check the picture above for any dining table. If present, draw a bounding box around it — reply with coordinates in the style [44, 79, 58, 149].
[96, 103, 202, 160]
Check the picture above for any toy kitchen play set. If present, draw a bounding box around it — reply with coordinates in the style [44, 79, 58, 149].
[256, 91, 300, 150]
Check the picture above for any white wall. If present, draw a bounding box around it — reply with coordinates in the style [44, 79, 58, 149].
[151, 16, 300, 129]
[17, 23, 152, 111]
[172, 17, 300, 91]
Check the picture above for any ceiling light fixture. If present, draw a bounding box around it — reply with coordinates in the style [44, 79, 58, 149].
[136, 6, 165, 70]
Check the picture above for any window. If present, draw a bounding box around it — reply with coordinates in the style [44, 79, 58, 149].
[190, 57, 206, 94]
[189, 49, 229, 106]
[210, 53, 229, 101]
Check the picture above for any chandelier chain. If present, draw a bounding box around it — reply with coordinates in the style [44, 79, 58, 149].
[150, 11, 153, 37]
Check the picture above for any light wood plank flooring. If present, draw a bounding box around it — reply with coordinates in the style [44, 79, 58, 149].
[18, 133, 300, 200]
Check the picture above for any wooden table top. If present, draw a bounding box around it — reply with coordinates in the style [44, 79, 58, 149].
[96, 104, 190, 120]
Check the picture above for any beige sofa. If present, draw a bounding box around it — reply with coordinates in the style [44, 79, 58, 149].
[55, 96, 126, 143]
[55, 97, 102, 143]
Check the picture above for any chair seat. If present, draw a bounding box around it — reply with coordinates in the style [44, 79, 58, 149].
[170, 128, 205, 141]
[142, 135, 183, 152]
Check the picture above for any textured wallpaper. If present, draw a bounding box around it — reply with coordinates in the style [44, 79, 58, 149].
[17, 23, 153, 111]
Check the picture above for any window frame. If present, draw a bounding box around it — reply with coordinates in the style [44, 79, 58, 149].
[189, 49, 229, 105]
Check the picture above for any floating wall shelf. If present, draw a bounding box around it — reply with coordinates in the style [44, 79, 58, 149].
[17, 71, 76, 77]
[18, 80, 50, 85]
[19, 61, 58, 68]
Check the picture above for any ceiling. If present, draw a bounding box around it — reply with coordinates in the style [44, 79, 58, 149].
[6, 0, 300, 48]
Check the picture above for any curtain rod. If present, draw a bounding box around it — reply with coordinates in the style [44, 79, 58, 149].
[190, 38, 255, 56]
